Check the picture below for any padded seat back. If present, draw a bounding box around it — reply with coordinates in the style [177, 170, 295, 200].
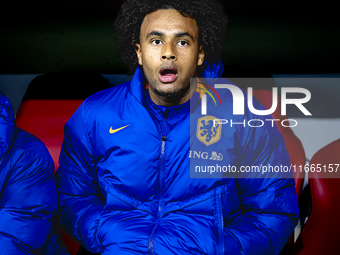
[292, 139, 340, 255]
[16, 72, 112, 255]
[16, 100, 83, 170]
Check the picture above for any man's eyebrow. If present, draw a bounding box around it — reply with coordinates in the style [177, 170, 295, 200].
[146, 31, 164, 38]
[146, 31, 194, 40]
[175, 32, 194, 40]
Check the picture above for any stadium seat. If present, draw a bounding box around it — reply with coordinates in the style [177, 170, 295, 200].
[16, 72, 112, 255]
[291, 139, 340, 255]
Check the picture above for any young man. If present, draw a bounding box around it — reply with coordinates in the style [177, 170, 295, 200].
[56, 0, 299, 254]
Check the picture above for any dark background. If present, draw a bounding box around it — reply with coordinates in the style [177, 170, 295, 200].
[1, 0, 339, 74]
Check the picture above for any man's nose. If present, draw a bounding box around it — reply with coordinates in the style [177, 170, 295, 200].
[161, 43, 177, 61]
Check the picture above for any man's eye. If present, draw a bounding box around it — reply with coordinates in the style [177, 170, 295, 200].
[178, 41, 188, 46]
[152, 40, 162, 45]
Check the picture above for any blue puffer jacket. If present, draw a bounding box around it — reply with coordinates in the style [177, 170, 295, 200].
[56, 66, 299, 255]
[0, 91, 58, 254]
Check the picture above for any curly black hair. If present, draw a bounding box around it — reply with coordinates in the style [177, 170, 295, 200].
[114, 0, 228, 74]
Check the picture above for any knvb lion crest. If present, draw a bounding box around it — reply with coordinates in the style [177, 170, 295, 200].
[197, 116, 222, 146]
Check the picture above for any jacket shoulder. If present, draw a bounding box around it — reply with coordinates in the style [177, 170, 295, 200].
[84, 80, 132, 109]
[5, 129, 54, 177]
[67, 81, 133, 129]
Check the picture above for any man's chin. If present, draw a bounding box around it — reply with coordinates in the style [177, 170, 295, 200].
[154, 86, 189, 102]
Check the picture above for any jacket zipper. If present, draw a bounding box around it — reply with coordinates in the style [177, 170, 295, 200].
[217, 193, 225, 255]
[148, 135, 166, 255]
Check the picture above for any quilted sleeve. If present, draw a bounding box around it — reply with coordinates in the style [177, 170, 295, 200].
[223, 117, 299, 255]
[56, 100, 106, 254]
[0, 136, 57, 254]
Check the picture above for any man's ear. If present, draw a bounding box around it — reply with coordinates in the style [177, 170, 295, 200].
[135, 43, 142, 65]
[197, 45, 205, 66]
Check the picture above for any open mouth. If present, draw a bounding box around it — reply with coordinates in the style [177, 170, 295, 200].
[159, 67, 178, 83]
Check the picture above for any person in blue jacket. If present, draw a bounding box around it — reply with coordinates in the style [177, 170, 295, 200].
[0, 90, 62, 254]
[56, 0, 299, 254]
